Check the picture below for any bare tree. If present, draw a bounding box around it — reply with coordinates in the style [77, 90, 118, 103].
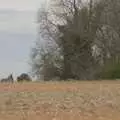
[1, 74, 14, 83]
[30, 38, 63, 80]
[31, 0, 120, 80]
[93, 0, 120, 65]
[55, 0, 107, 79]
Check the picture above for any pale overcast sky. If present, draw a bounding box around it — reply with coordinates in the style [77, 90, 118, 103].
[0, 0, 44, 10]
[0, 0, 47, 78]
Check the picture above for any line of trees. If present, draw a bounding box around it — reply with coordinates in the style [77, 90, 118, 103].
[30, 0, 120, 81]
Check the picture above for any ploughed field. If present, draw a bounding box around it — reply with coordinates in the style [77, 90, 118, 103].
[0, 81, 120, 120]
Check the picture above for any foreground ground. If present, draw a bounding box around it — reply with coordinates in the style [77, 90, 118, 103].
[0, 81, 120, 120]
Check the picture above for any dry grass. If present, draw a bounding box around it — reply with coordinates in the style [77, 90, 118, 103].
[0, 81, 120, 120]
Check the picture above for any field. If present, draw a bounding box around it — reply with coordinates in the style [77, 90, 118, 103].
[0, 81, 120, 120]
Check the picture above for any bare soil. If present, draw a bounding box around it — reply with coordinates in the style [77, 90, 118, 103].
[0, 81, 120, 120]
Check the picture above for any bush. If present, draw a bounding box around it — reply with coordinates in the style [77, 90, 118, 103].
[100, 60, 120, 80]
[17, 73, 32, 82]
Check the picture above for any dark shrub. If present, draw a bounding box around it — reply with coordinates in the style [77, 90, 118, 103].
[100, 60, 120, 80]
[17, 73, 32, 82]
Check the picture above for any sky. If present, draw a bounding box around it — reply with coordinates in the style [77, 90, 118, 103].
[0, 0, 44, 10]
[0, 0, 47, 78]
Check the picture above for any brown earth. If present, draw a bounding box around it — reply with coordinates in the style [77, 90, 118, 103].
[0, 81, 120, 120]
